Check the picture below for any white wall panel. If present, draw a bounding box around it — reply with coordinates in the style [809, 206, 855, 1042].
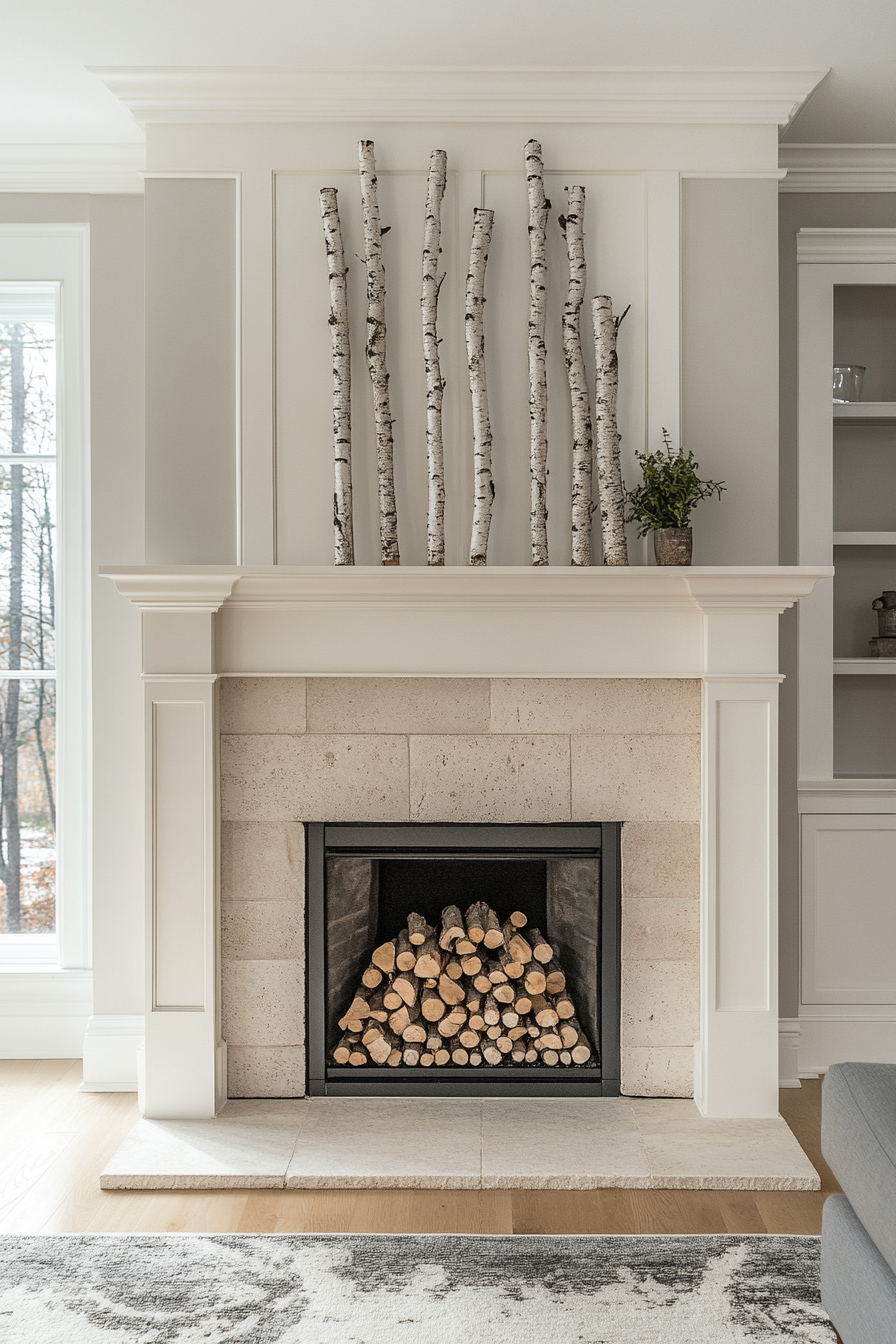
[801, 813, 896, 1005]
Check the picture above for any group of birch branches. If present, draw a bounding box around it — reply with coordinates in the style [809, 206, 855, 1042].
[319, 139, 629, 569]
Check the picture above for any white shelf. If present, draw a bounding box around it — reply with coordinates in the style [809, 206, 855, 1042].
[833, 401, 896, 424]
[834, 658, 896, 674]
[834, 532, 896, 546]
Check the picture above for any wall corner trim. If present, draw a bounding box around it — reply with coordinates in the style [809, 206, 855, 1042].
[780, 144, 896, 194]
[0, 143, 145, 194]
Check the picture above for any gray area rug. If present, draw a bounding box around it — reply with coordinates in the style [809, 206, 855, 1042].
[0, 1234, 834, 1343]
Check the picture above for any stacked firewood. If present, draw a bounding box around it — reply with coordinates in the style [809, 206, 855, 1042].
[332, 902, 594, 1069]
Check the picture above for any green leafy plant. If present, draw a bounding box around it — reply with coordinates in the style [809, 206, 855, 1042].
[625, 429, 726, 535]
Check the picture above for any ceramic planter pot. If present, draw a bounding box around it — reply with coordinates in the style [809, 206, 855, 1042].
[653, 526, 693, 566]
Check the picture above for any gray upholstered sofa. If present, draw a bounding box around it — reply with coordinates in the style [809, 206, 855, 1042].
[821, 1062, 896, 1343]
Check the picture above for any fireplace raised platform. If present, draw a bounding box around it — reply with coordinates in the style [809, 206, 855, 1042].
[103, 565, 831, 1122]
[100, 1096, 820, 1191]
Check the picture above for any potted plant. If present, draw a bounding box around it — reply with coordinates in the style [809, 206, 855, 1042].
[624, 429, 726, 565]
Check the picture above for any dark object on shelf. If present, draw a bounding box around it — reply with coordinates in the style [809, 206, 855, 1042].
[870, 592, 896, 656]
[653, 526, 693, 566]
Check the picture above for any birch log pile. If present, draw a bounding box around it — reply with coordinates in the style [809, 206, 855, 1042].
[526, 139, 550, 567]
[332, 903, 595, 1068]
[467, 207, 495, 567]
[592, 295, 630, 566]
[320, 187, 354, 565]
[422, 150, 448, 566]
[560, 186, 593, 567]
[359, 139, 400, 565]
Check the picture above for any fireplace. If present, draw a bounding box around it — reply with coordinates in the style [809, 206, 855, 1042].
[307, 822, 622, 1097]
[103, 564, 829, 1120]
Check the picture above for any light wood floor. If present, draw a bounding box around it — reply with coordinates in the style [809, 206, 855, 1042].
[0, 1061, 839, 1235]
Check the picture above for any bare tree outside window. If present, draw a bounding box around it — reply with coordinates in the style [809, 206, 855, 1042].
[0, 312, 57, 934]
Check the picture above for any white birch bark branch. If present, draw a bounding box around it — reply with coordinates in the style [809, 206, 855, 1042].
[561, 185, 592, 566]
[466, 207, 495, 567]
[359, 139, 400, 565]
[422, 149, 447, 566]
[526, 138, 550, 566]
[320, 187, 354, 565]
[592, 295, 629, 566]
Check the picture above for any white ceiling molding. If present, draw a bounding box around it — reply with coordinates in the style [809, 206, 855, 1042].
[780, 144, 896, 192]
[796, 228, 896, 264]
[90, 66, 829, 127]
[0, 143, 145, 194]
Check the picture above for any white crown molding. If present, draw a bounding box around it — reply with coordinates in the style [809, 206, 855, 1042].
[780, 144, 896, 193]
[796, 227, 896, 264]
[0, 143, 145, 194]
[90, 66, 828, 127]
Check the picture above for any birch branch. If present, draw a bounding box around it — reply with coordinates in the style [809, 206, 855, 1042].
[561, 185, 592, 566]
[592, 295, 629, 566]
[422, 149, 448, 566]
[466, 207, 495, 567]
[359, 139, 400, 565]
[526, 138, 550, 566]
[320, 187, 354, 566]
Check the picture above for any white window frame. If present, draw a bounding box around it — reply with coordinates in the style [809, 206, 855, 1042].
[0, 224, 91, 972]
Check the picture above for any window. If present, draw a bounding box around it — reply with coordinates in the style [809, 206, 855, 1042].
[0, 288, 57, 954]
[0, 226, 90, 970]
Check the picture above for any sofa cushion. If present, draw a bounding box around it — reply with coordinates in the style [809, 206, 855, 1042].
[822, 1194, 896, 1344]
[822, 1062, 896, 1280]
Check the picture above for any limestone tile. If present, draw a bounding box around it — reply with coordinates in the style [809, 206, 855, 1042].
[100, 1100, 309, 1189]
[409, 734, 570, 823]
[480, 1098, 652, 1189]
[222, 901, 303, 961]
[307, 677, 490, 734]
[571, 734, 700, 822]
[622, 899, 699, 962]
[222, 821, 305, 902]
[285, 1098, 482, 1188]
[621, 1047, 696, 1098]
[627, 1102, 820, 1190]
[491, 678, 701, 735]
[227, 1047, 305, 1099]
[219, 677, 306, 734]
[221, 960, 304, 1048]
[621, 960, 700, 1049]
[220, 734, 410, 822]
[622, 821, 700, 900]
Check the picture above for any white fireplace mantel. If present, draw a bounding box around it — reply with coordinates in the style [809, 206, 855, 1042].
[103, 564, 829, 1121]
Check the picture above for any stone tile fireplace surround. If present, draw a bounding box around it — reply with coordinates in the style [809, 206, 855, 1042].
[219, 675, 701, 1101]
[105, 565, 829, 1123]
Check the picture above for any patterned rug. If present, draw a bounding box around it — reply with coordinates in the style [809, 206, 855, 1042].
[0, 1234, 834, 1343]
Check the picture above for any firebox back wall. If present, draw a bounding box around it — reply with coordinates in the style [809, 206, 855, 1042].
[219, 676, 701, 1099]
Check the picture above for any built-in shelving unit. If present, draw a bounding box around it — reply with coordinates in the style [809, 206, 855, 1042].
[796, 231, 896, 1070]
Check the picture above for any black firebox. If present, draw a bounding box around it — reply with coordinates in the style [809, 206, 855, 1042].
[306, 822, 621, 1097]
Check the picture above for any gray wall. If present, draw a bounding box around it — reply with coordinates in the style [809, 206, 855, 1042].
[144, 177, 237, 564]
[0, 192, 146, 1016]
[777, 191, 896, 1018]
[682, 178, 780, 565]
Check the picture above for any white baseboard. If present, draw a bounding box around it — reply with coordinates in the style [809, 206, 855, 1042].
[797, 1015, 896, 1075]
[779, 1018, 802, 1088]
[80, 1014, 144, 1092]
[0, 969, 92, 1058]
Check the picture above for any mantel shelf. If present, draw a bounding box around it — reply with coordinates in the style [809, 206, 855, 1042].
[833, 402, 896, 424]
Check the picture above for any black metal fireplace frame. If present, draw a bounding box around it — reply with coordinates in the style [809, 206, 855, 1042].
[306, 822, 621, 1097]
